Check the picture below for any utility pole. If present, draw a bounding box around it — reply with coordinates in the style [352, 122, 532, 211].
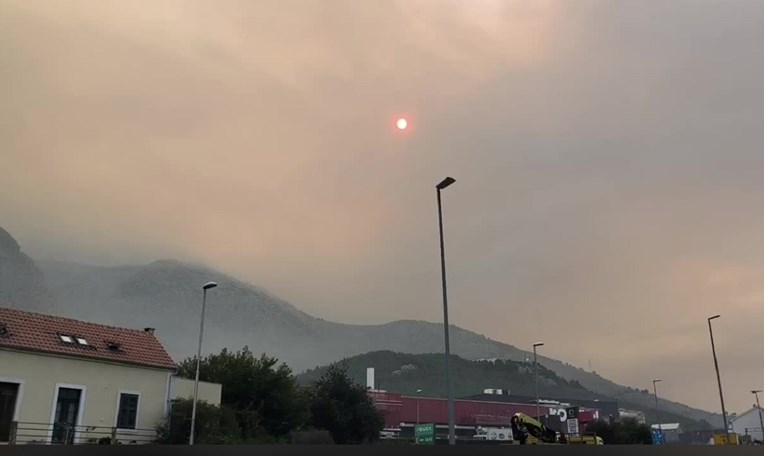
[707, 315, 729, 443]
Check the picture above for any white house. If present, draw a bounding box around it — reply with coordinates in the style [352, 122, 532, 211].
[0, 307, 221, 444]
[730, 407, 763, 443]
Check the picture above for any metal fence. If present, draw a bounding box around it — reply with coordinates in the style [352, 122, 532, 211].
[8, 421, 157, 445]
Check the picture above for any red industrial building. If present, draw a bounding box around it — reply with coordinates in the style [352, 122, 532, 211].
[369, 390, 602, 442]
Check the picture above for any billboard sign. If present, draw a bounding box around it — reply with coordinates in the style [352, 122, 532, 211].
[415, 423, 435, 445]
[651, 428, 665, 445]
[713, 433, 738, 445]
[475, 427, 512, 441]
[565, 407, 580, 436]
[567, 418, 580, 436]
[549, 408, 568, 422]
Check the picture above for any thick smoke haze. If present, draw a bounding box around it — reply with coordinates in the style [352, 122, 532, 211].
[1, 0, 761, 413]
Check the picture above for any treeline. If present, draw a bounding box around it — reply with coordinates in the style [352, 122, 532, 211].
[586, 418, 652, 444]
[296, 351, 597, 400]
[157, 347, 384, 444]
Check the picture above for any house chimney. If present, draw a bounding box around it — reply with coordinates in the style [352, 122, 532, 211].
[144, 327, 155, 334]
[366, 367, 375, 390]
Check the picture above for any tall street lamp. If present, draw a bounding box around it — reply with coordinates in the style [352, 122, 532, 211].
[533, 343, 544, 422]
[653, 379, 662, 440]
[752, 390, 763, 437]
[707, 315, 729, 443]
[436, 176, 456, 445]
[189, 281, 218, 445]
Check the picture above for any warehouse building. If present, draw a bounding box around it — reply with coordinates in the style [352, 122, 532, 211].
[365, 369, 606, 442]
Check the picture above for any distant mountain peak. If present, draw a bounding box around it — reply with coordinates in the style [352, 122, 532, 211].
[0, 227, 21, 254]
[0, 227, 55, 312]
[148, 258, 184, 267]
[144, 258, 211, 272]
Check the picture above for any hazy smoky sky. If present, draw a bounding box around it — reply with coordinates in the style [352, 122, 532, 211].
[1, 0, 762, 413]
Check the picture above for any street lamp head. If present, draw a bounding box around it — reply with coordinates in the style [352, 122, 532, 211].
[533, 342, 544, 348]
[708, 314, 721, 321]
[653, 379, 662, 383]
[202, 282, 218, 290]
[752, 390, 762, 394]
[417, 389, 422, 394]
[436, 177, 456, 190]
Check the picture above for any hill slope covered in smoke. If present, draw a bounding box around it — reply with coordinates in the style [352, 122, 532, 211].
[0, 227, 721, 427]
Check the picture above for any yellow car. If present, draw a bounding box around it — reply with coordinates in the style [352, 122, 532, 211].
[567, 435, 604, 445]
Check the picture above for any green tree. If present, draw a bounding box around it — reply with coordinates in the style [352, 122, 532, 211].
[618, 419, 652, 444]
[177, 347, 306, 440]
[586, 418, 652, 444]
[586, 420, 615, 443]
[307, 364, 384, 444]
[157, 398, 239, 444]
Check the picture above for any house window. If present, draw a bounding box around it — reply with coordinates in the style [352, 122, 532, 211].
[58, 335, 90, 347]
[116, 393, 139, 429]
[0, 382, 20, 442]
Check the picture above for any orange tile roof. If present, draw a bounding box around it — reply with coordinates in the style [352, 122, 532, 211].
[0, 307, 176, 370]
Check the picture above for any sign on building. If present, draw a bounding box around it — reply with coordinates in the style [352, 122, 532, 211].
[651, 428, 665, 445]
[415, 423, 435, 445]
[713, 433, 738, 445]
[479, 427, 511, 441]
[566, 407, 580, 436]
[549, 407, 568, 422]
[566, 418, 579, 436]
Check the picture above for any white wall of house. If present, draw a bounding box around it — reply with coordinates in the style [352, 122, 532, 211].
[0, 348, 172, 443]
[170, 377, 222, 406]
[731, 408, 764, 442]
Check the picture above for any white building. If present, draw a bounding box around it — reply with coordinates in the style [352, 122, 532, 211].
[651, 423, 682, 444]
[618, 408, 646, 424]
[0, 307, 220, 444]
[730, 407, 763, 442]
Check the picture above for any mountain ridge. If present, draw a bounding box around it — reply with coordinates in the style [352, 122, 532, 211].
[0, 227, 721, 427]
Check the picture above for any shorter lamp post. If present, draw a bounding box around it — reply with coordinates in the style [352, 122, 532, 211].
[653, 379, 663, 441]
[533, 342, 544, 421]
[416, 389, 422, 425]
[189, 281, 218, 445]
[752, 390, 763, 439]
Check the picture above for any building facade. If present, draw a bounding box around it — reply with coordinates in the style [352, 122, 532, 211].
[0, 307, 220, 444]
[652, 423, 682, 444]
[369, 390, 602, 442]
[618, 408, 646, 424]
[169, 378, 222, 407]
[463, 392, 618, 423]
[730, 407, 764, 442]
